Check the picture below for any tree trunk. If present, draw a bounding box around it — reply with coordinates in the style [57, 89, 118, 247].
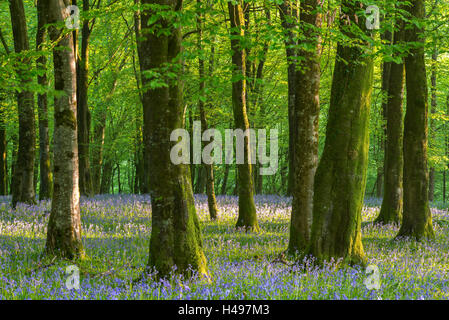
[288, 0, 321, 254]
[45, 0, 83, 259]
[100, 159, 113, 194]
[117, 162, 121, 194]
[428, 49, 438, 203]
[228, 0, 259, 232]
[221, 164, 229, 195]
[196, 3, 219, 219]
[250, 6, 270, 197]
[194, 165, 206, 194]
[188, 109, 196, 190]
[307, 0, 373, 265]
[133, 0, 150, 194]
[33, 150, 39, 196]
[9, 0, 36, 207]
[36, 0, 53, 200]
[77, 0, 93, 197]
[376, 13, 405, 225]
[10, 136, 17, 194]
[0, 96, 6, 195]
[91, 111, 106, 194]
[140, 0, 208, 278]
[397, 0, 434, 240]
[376, 30, 392, 200]
[445, 94, 449, 203]
[443, 168, 446, 203]
[279, 0, 298, 196]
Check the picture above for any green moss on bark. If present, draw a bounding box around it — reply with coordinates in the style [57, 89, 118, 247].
[142, 0, 209, 279]
[228, 0, 259, 233]
[397, 0, 434, 240]
[376, 20, 405, 225]
[307, 1, 373, 266]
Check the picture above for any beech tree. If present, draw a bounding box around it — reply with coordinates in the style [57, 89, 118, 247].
[197, 0, 218, 220]
[9, 0, 36, 207]
[288, 0, 321, 253]
[307, 0, 373, 265]
[0, 30, 8, 196]
[397, 0, 434, 239]
[36, 0, 53, 200]
[228, 0, 259, 232]
[376, 9, 405, 224]
[0, 91, 6, 196]
[428, 49, 438, 202]
[139, 0, 208, 277]
[76, 0, 95, 197]
[279, 0, 298, 196]
[45, 0, 84, 259]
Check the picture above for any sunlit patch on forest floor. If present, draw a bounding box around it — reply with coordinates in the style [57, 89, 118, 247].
[1, 195, 449, 299]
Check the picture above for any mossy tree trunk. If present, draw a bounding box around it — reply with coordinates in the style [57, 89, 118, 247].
[100, 159, 113, 194]
[36, 0, 53, 200]
[376, 13, 405, 225]
[428, 49, 438, 203]
[197, 1, 218, 219]
[0, 95, 6, 196]
[199, 9, 219, 220]
[375, 29, 392, 200]
[91, 108, 106, 195]
[228, 0, 259, 232]
[0, 32, 8, 196]
[133, 0, 149, 194]
[445, 94, 449, 203]
[288, 0, 321, 254]
[397, 0, 434, 240]
[221, 164, 229, 195]
[140, 0, 208, 278]
[250, 6, 270, 196]
[9, 0, 36, 208]
[279, 0, 298, 196]
[307, 0, 373, 265]
[45, 0, 84, 259]
[77, 0, 93, 197]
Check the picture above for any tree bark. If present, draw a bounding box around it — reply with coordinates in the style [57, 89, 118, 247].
[428, 49, 438, 203]
[397, 0, 434, 240]
[288, 0, 321, 254]
[45, 0, 83, 259]
[228, 0, 259, 232]
[0, 95, 6, 196]
[376, 30, 392, 200]
[221, 164, 229, 195]
[77, 0, 93, 197]
[376, 12, 405, 225]
[91, 110, 106, 194]
[196, 5, 219, 219]
[194, 165, 206, 194]
[140, 0, 208, 278]
[307, 0, 373, 265]
[100, 159, 113, 194]
[9, 0, 36, 207]
[279, 0, 298, 196]
[250, 6, 270, 196]
[134, 0, 151, 194]
[445, 94, 449, 203]
[36, 0, 53, 200]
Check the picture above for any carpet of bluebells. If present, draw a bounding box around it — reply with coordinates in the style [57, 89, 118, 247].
[1, 194, 449, 300]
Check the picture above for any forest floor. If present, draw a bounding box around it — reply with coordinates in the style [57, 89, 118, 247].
[1, 194, 449, 299]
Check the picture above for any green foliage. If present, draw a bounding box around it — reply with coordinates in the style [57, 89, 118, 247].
[0, 0, 448, 199]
